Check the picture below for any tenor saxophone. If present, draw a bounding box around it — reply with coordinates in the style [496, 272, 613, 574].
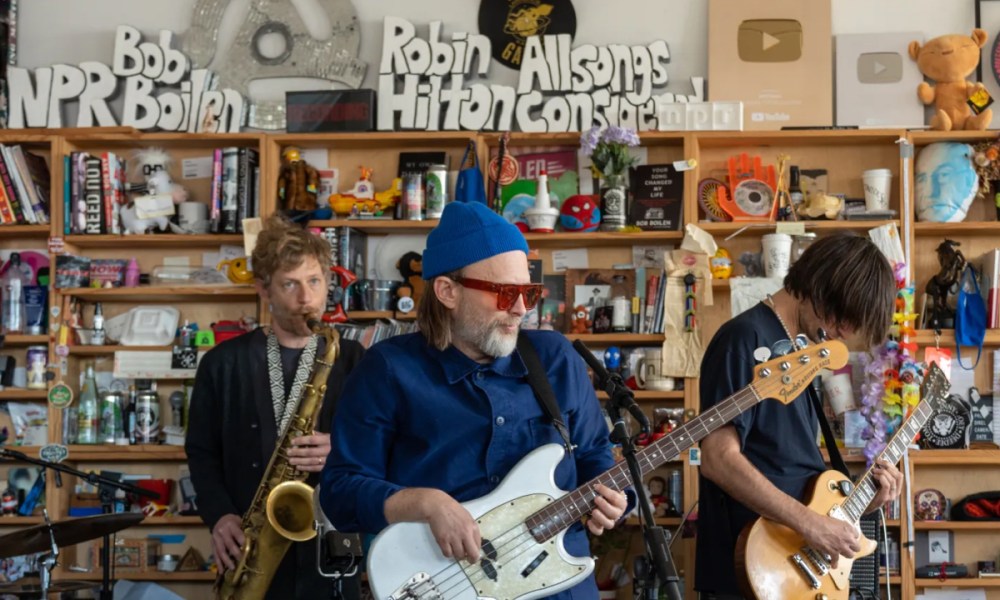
[215, 320, 340, 600]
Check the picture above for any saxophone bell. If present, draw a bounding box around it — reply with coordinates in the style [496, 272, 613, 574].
[265, 480, 318, 542]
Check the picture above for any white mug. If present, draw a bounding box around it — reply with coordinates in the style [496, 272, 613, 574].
[177, 202, 210, 234]
[636, 349, 675, 391]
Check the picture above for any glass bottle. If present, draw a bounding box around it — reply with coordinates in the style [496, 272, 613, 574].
[125, 385, 137, 445]
[791, 232, 817, 264]
[92, 302, 106, 345]
[599, 173, 628, 232]
[1, 252, 28, 334]
[77, 363, 99, 444]
[788, 166, 803, 211]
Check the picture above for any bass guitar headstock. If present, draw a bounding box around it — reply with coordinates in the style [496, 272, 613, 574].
[751, 339, 848, 404]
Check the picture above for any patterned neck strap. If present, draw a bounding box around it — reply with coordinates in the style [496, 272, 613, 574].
[265, 329, 318, 436]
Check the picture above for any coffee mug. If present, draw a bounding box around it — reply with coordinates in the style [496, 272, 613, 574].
[177, 202, 210, 234]
[636, 349, 675, 391]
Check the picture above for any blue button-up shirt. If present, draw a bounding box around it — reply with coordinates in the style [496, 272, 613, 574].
[321, 330, 615, 599]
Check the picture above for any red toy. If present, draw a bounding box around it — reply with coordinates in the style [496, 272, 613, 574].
[323, 265, 357, 324]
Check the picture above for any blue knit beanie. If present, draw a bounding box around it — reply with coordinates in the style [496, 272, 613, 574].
[422, 201, 528, 280]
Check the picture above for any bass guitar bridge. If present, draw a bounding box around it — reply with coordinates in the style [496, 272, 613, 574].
[387, 573, 442, 600]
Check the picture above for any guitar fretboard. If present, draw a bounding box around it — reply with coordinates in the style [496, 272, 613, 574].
[840, 399, 934, 522]
[839, 364, 947, 522]
[525, 385, 761, 542]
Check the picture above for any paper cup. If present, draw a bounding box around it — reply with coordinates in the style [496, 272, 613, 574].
[862, 168, 892, 212]
[761, 233, 793, 279]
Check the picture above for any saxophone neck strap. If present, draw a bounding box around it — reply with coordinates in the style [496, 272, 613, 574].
[265, 330, 318, 436]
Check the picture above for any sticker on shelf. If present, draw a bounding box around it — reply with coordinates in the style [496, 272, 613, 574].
[47, 237, 65, 255]
[688, 447, 701, 466]
[672, 159, 698, 172]
[48, 382, 73, 407]
[39, 444, 69, 463]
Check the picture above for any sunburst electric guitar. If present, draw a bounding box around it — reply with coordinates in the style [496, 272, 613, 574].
[736, 362, 950, 600]
[367, 340, 848, 600]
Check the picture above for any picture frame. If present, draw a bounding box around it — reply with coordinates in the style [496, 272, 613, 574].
[976, 0, 1000, 127]
[563, 268, 636, 334]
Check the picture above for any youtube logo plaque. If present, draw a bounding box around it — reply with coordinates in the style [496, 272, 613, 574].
[835, 33, 925, 128]
[708, 0, 832, 130]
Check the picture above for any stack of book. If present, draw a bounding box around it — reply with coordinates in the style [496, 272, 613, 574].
[334, 320, 419, 348]
[0, 144, 51, 226]
[209, 147, 260, 234]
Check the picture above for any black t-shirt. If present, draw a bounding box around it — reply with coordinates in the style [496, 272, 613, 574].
[694, 302, 827, 595]
[279, 345, 306, 399]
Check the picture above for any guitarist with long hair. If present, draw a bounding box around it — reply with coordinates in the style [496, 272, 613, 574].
[695, 233, 904, 600]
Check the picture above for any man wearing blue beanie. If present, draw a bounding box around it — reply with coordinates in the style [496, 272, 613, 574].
[321, 201, 627, 599]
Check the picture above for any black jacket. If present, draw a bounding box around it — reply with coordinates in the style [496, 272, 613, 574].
[185, 328, 364, 599]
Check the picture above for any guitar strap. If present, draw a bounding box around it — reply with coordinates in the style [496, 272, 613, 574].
[808, 382, 850, 477]
[517, 333, 574, 457]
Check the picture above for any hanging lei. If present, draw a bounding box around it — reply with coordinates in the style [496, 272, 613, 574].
[860, 262, 920, 465]
[266, 329, 318, 436]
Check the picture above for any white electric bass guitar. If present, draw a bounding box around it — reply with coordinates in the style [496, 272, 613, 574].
[367, 340, 848, 600]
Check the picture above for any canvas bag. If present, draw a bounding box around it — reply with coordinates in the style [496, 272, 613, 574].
[955, 264, 986, 369]
[454, 140, 487, 205]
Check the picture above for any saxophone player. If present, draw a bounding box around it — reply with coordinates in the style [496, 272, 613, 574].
[186, 215, 364, 600]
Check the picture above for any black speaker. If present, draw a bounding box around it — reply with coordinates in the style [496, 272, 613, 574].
[848, 512, 881, 598]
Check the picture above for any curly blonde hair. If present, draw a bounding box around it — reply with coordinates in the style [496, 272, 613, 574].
[251, 215, 332, 287]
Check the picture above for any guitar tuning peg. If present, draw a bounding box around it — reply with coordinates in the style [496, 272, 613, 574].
[753, 347, 772, 363]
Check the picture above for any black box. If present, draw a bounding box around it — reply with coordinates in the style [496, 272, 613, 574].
[285, 90, 375, 133]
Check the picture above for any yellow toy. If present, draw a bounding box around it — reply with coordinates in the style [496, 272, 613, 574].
[710, 248, 733, 279]
[909, 30, 993, 131]
[328, 167, 402, 217]
[217, 257, 254, 284]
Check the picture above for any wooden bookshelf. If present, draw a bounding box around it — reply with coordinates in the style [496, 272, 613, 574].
[59, 286, 256, 302]
[64, 234, 245, 248]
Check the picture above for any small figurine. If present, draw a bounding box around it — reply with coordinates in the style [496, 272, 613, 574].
[924, 239, 965, 329]
[0, 489, 16, 516]
[277, 146, 320, 213]
[603, 346, 622, 373]
[647, 476, 673, 518]
[329, 168, 401, 217]
[217, 257, 254, 284]
[710, 248, 733, 279]
[395, 251, 424, 312]
[570, 305, 592, 334]
[122, 148, 189, 234]
[914, 488, 946, 521]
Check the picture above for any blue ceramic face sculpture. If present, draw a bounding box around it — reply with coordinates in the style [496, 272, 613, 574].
[915, 142, 979, 223]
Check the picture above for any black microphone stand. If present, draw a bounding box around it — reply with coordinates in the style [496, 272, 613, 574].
[1, 448, 157, 600]
[572, 341, 683, 600]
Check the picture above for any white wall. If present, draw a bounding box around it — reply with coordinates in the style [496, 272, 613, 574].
[18, 0, 976, 99]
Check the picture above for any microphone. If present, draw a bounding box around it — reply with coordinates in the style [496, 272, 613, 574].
[572, 340, 650, 432]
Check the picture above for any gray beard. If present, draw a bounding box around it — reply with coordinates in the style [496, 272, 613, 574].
[456, 309, 520, 359]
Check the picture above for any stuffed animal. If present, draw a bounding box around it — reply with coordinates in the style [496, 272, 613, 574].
[570, 305, 592, 334]
[123, 148, 189, 235]
[395, 251, 424, 311]
[909, 30, 993, 131]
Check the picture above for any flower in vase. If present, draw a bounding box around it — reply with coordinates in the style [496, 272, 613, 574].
[580, 125, 641, 178]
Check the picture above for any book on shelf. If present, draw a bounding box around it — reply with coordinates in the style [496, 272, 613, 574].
[0, 144, 50, 226]
[628, 163, 683, 231]
[220, 147, 240, 233]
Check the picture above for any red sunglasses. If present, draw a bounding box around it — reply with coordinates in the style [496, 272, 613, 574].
[453, 277, 544, 310]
